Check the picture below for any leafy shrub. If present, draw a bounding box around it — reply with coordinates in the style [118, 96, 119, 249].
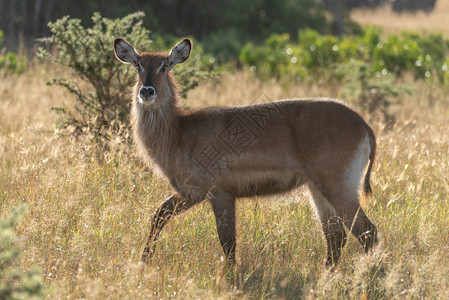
[38, 12, 217, 136]
[0, 208, 45, 299]
[0, 30, 27, 76]
[37, 12, 151, 133]
[240, 28, 449, 84]
[0, 52, 27, 76]
[413, 33, 449, 81]
[337, 59, 410, 123]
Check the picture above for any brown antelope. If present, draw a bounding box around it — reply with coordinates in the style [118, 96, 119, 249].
[113, 38, 378, 268]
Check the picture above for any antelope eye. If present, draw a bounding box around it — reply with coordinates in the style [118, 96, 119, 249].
[160, 64, 168, 73]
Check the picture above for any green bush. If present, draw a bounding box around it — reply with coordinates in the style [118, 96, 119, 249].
[38, 12, 217, 136]
[0, 30, 27, 76]
[337, 59, 410, 122]
[239, 28, 449, 84]
[38, 12, 151, 133]
[0, 208, 45, 299]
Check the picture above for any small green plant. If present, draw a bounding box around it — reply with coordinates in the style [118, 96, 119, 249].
[0, 207, 45, 299]
[0, 30, 27, 76]
[337, 59, 410, 123]
[38, 12, 217, 136]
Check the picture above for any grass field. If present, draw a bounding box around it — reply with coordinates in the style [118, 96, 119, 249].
[1, 60, 449, 298]
[351, 1, 449, 36]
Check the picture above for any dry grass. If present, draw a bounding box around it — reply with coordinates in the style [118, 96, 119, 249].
[1, 63, 449, 299]
[351, 1, 449, 36]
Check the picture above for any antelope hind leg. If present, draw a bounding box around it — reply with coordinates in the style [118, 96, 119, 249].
[309, 183, 347, 268]
[209, 189, 237, 264]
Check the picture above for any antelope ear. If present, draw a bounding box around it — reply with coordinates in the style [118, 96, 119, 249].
[166, 39, 192, 70]
[114, 38, 140, 69]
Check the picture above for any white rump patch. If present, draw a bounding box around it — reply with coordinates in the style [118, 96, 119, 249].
[308, 183, 338, 222]
[345, 135, 371, 200]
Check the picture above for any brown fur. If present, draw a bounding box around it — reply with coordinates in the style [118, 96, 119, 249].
[114, 38, 378, 268]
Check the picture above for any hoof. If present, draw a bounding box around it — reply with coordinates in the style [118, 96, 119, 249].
[325, 258, 339, 272]
[141, 247, 153, 263]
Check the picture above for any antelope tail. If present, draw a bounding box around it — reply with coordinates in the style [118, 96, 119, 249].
[363, 126, 376, 199]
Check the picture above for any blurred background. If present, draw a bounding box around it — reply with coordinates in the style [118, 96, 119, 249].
[0, 0, 442, 55]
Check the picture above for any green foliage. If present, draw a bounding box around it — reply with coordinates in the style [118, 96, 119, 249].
[38, 12, 216, 136]
[337, 60, 410, 122]
[143, 0, 332, 60]
[0, 208, 45, 300]
[0, 30, 27, 76]
[0, 52, 27, 76]
[240, 27, 449, 84]
[38, 12, 151, 133]
[201, 28, 245, 63]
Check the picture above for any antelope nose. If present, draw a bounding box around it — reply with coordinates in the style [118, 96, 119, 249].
[140, 86, 156, 99]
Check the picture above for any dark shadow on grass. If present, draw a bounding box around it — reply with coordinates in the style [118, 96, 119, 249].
[220, 247, 309, 299]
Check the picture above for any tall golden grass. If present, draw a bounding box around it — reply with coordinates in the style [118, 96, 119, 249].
[351, 1, 449, 36]
[1, 59, 448, 298]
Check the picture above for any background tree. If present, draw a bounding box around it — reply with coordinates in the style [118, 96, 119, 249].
[1, 0, 330, 58]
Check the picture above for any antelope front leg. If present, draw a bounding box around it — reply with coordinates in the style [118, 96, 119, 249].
[142, 193, 198, 262]
[209, 189, 236, 264]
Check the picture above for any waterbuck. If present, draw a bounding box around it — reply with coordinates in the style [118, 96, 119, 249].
[113, 38, 378, 268]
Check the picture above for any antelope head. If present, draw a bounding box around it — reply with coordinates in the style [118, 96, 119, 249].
[113, 38, 192, 106]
